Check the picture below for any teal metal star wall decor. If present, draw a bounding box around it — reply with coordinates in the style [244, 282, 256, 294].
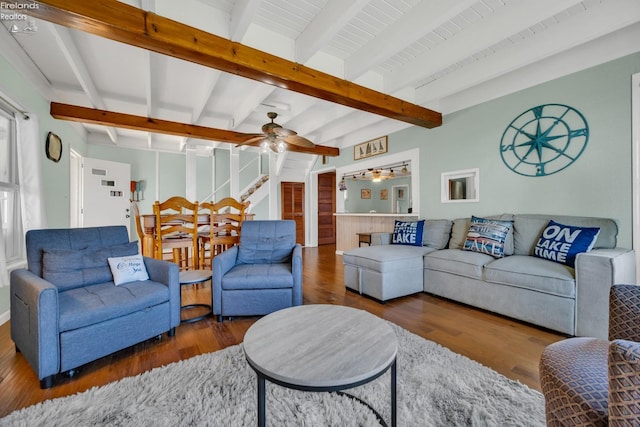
[500, 104, 589, 177]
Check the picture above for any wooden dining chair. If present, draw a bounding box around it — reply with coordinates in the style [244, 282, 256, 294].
[198, 198, 250, 269]
[153, 196, 200, 270]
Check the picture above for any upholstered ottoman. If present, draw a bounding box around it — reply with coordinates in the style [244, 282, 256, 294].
[343, 245, 435, 301]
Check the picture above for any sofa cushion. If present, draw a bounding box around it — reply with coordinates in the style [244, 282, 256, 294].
[108, 254, 149, 285]
[462, 216, 513, 258]
[484, 255, 576, 298]
[222, 263, 294, 290]
[449, 214, 514, 255]
[533, 220, 600, 268]
[343, 245, 434, 273]
[391, 220, 424, 246]
[514, 214, 617, 256]
[42, 241, 139, 291]
[423, 219, 453, 249]
[58, 279, 170, 332]
[424, 249, 494, 280]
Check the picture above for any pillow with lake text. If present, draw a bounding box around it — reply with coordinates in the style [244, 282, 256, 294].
[391, 220, 425, 247]
[463, 216, 513, 258]
[533, 220, 600, 268]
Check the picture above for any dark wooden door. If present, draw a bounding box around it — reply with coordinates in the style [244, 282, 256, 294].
[317, 172, 336, 245]
[281, 182, 305, 245]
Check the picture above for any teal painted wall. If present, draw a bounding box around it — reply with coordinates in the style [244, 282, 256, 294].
[320, 52, 640, 249]
[344, 176, 411, 213]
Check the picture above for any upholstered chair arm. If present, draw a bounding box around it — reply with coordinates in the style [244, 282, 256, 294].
[575, 249, 636, 339]
[608, 339, 640, 425]
[143, 256, 180, 328]
[212, 245, 239, 315]
[292, 243, 303, 306]
[609, 285, 640, 342]
[9, 269, 60, 381]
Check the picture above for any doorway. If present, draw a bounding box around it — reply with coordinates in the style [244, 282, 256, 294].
[281, 181, 305, 245]
[317, 172, 336, 245]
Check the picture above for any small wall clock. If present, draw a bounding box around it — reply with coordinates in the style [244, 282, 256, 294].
[45, 132, 62, 163]
[499, 104, 589, 177]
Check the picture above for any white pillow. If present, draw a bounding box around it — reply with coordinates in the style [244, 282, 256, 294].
[108, 254, 149, 286]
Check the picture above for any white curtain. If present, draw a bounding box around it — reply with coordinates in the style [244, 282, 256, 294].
[16, 114, 46, 232]
[0, 205, 8, 288]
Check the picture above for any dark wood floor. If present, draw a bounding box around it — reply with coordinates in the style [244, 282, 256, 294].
[0, 245, 565, 418]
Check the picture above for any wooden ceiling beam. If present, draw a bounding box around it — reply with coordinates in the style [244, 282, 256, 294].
[50, 102, 341, 157]
[22, 0, 442, 129]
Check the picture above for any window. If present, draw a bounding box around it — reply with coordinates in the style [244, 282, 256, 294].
[0, 104, 23, 264]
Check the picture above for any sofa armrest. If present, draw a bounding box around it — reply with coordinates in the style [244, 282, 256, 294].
[575, 248, 636, 339]
[608, 339, 640, 424]
[143, 256, 180, 328]
[371, 232, 392, 246]
[10, 269, 60, 380]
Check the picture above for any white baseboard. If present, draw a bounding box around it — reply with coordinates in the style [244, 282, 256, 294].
[0, 310, 9, 326]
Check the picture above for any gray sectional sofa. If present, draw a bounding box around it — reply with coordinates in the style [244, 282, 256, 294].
[343, 214, 636, 339]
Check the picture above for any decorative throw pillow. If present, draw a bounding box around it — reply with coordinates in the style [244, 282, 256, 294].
[391, 220, 425, 246]
[463, 216, 513, 258]
[108, 254, 149, 286]
[533, 220, 600, 267]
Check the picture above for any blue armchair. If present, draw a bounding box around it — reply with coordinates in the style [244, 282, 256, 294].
[10, 226, 180, 388]
[212, 220, 302, 321]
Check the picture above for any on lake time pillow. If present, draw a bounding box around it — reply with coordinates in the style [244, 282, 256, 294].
[533, 220, 600, 267]
[391, 220, 425, 246]
[463, 215, 513, 258]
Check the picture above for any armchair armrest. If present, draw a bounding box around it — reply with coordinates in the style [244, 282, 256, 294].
[575, 248, 636, 339]
[212, 245, 239, 315]
[143, 256, 180, 328]
[608, 339, 640, 424]
[10, 269, 60, 380]
[292, 244, 303, 305]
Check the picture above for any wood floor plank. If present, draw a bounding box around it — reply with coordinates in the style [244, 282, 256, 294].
[0, 245, 564, 418]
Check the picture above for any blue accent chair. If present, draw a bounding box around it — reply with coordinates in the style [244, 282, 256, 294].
[10, 226, 180, 388]
[212, 220, 302, 321]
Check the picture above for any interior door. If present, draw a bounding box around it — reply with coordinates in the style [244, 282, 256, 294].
[81, 157, 131, 233]
[281, 182, 305, 245]
[317, 172, 336, 245]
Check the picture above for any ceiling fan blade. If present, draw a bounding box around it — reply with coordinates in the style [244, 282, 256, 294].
[235, 136, 267, 147]
[236, 133, 266, 143]
[285, 134, 315, 148]
[273, 127, 296, 137]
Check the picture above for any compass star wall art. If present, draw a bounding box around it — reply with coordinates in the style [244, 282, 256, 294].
[499, 104, 589, 177]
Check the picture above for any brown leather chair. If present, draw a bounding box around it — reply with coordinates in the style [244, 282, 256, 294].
[539, 284, 640, 426]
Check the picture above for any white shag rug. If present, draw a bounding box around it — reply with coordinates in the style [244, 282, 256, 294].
[0, 323, 545, 426]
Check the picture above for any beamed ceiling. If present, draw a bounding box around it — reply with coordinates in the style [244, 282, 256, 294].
[1, 0, 639, 158]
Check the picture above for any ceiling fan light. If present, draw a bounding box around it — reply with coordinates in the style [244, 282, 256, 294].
[276, 140, 287, 153]
[260, 140, 270, 153]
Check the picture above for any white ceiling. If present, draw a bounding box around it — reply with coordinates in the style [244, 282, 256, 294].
[1, 0, 639, 157]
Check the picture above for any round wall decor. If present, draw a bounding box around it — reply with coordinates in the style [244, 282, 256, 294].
[499, 104, 589, 177]
[45, 131, 62, 163]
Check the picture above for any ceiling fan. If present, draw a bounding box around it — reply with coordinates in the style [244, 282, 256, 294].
[236, 112, 316, 153]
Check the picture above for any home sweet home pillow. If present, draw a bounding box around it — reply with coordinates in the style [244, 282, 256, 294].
[533, 220, 600, 268]
[391, 220, 425, 246]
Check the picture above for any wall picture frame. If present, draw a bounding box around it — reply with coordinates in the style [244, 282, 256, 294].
[361, 189, 371, 199]
[380, 189, 388, 200]
[354, 136, 388, 160]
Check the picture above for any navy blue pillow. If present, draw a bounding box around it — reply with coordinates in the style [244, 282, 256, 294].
[392, 220, 425, 246]
[534, 220, 600, 268]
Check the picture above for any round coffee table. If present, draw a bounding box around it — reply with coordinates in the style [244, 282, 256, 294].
[243, 304, 398, 426]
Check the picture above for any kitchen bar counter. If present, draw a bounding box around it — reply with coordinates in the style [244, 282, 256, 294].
[334, 212, 419, 253]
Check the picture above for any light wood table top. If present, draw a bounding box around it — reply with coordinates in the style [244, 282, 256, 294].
[243, 304, 397, 389]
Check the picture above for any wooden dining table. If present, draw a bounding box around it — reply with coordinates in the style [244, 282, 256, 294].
[139, 213, 254, 258]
